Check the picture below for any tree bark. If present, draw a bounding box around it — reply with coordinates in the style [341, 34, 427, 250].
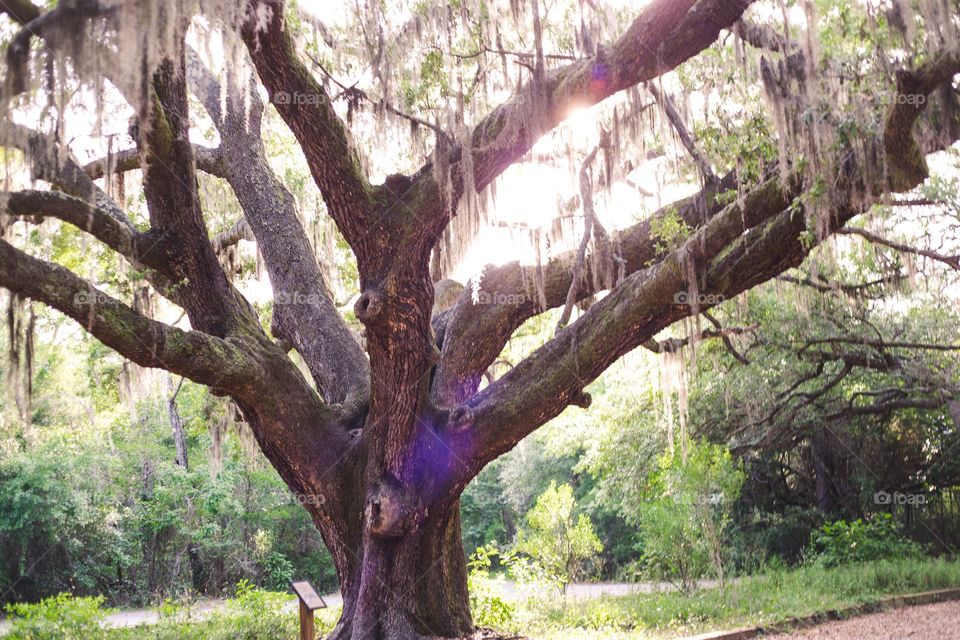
[5, 291, 33, 424]
[329, 504, 471, 640]
[167, 375, 189, 469]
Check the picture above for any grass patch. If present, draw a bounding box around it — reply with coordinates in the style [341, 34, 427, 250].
[502, 557, 960, 639]
[5, 558, 959, 639]
[3, 587, 341, 640]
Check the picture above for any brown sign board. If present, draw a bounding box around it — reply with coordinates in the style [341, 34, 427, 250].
[290, 580, 327, 611]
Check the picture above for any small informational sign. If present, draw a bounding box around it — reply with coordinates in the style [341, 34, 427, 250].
[291, 579, 326, 640]
[291, 579, 327, 611]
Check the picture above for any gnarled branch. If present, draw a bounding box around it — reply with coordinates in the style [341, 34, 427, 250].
[240, 0, 375, 253]
[2, 190, 170, 273]
[0, 239, 251, 393]
[837, 227, 960, 271]
[186, 44, 370, 407]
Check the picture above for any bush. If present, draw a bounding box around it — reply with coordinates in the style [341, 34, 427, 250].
[512, 482, 602, 593]
[807, 514, 924, 567]
[728, 506, 824, 573]
[5, 593, 109, 640]
[467, 544, 514, 628]
[0, 454, 131, 606]
[635, 441, 744, 592]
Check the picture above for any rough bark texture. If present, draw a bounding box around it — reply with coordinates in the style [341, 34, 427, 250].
[1, 1, 957, 638]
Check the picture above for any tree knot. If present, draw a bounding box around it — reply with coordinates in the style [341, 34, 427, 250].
[367, 476, 418, 539]
[571, 391, 592, 409]
[354, 289, 386, 325]
[447, 405, 474, 433]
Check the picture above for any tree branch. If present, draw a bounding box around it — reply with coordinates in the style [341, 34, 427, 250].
[0, 0, 40, 24]
[450, 174, 801, 474]
[82, 145, 227, 180]
[642, 323, 756, 355]
[826, 396, 945, 420]
[431, 172, 736, 406]
[0, 236, 359, 525]
[837, 227, 960, 270]
[777, 272, 905, 298]
[2, 190, 171, 273]
[703, 310, 752, 364]
[133, 49, 255, 339]
[451, 0, 754, 196]
[799, 337, 960, 353]
[184, 45, 369, 408]
[240, 0, 375, 253]
[733, 17, 795, 53]
[3, 0, 115, 97]
[0, 239, 251, 392]
[305, 53, 453, 147]
[3, 124, 129, 223]
[884, 49, 960, 191]
[556, 136, 613, 334]
[211, 217, 255, 255]
[647, 82, 718, 184]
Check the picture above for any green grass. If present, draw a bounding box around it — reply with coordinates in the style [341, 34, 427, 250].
[504, 557, 960, 639]
[5, 558, 959, 639]
[3, 588, 342, 640]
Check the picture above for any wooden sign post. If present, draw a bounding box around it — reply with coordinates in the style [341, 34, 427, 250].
[291, 579, 327, 640]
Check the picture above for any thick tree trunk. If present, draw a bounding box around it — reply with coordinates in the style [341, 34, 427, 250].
[328, 503, 472, 640]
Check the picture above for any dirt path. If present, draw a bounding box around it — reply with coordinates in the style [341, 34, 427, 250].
[764, 600, 960, 639]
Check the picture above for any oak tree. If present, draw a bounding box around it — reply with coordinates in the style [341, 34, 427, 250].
[1, 0, 958, 637]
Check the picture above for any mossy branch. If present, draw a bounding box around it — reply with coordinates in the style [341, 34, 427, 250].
[0, 239, 253, 394]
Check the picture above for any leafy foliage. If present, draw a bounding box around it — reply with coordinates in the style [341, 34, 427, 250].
[466, 544, 515, 628]
[513, 481, 603, 593]
[807, 514, 925, 568]
[5, 594, 109, 640]
[633, 441, 744, 593]
[0, 374, 336, 607]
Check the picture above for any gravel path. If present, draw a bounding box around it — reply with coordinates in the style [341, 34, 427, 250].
[764, 600, 960, 639]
